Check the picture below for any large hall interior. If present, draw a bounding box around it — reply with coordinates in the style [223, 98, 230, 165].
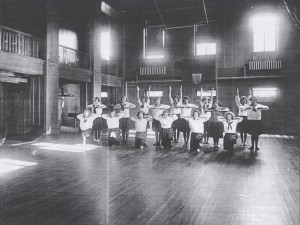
[0, 0, 299, 224]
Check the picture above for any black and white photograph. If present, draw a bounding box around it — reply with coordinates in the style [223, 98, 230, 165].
[0, 0, 299, 224]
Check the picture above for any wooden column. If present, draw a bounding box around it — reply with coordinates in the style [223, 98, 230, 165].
[44, 1, 59, 134]
[91, 1, 102, 100]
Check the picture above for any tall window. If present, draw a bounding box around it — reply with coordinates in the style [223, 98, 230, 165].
[196, 43, 216, 56]
[143, 27, 165, 59]
[252, 14, 278, 52]
[101, 31, 110, 61]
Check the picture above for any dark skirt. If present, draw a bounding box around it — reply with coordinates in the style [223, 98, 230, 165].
[177, 118, 190, 133]
[224, 133, 238, 150]
[190, 132, 204, 151]
[207, 121, 224, 138]
[119, 117, 131, 131]
[152, 119, 162, 132]
[81, 129, 92, 137]
[161, 128, 174, 149]
[247, 120, 262, 136]
[93, 117, 107, 131]
[171, 114, 181, 130]
[135, 131, 147, 148]
[108, 128, 121, 146]
[237, 116, 248, 133]
[204, 121, 209, 133]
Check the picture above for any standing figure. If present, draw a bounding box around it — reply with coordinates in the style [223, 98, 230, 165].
[206, 97, 229, 149]
[202, 87, 214, 144]
[89, 98, 107, 143]
[175, 96, 199, 147]
[169, 85, 182, 143]
[235, 88, 249, 146]
[220, 112, 243, 154]
[115, 96, 136, 144]
[149, 97, 171, 146]
[130, 111, 152, 149]
[246, 96, 269, 156]
[77, 109, 96, 145]
[102, 108, 124, 147]
[187, 107, 209, 153]
[158, 110, 177, 150]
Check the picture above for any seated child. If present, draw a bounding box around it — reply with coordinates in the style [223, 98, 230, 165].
[77, 109, 97, 145]
[220, 112, 243, 153]
[186, 110, 209, 153]
[130, 111, 153, 150]
[102, 108, 124, 147]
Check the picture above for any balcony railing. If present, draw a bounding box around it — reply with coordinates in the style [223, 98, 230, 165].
[0, 25, 40, 58]
[59, 45, 89, 70]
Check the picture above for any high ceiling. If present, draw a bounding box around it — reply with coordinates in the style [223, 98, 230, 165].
[108, 0, 300, 28]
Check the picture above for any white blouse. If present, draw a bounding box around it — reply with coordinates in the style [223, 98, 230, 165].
[131, 117, 148, 132]
[102, 114, 124, 129]
[178, 103, 199, 118]
[187, 116, 209, 133]
[158, 115, 178, 129]
[118, 102, 136, 118]
[150, 104, 171, 120]
[77, 114, 97, 131]
[138, 99, 150, 114]
[246, 104, 269, 120]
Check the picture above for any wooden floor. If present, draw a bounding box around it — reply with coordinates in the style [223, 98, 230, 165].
[0, 132, 299, 225]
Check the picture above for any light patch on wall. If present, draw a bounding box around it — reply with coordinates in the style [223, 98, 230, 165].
[146, 91, 163, 97]
[101, 31, 110, 61]
[251, 14, 278, 52]
[146, 54, 165, 59]
[59, 29, 78, 50]
[196, 43, 216, 56]
[101, 92, 108, 98]
[196, 90, 216, 97]
[252, 87, 277, 98]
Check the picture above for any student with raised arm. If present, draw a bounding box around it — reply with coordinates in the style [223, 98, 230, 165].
[235, 88, 249, 146]
[130, 111, 153, 150]
[206, 95, 229, 149]
[90, 98, 107, 143]
[246, 96, 269, 156]
[219, 112, 243, 154]
[157, 110, 178, 150]
[137, 85, 151, 116]
[102, 107, 124, 147]
[169, 85, 182, 143]
[175, 95, 199, 148]
[149, 97, 171, 146]
[114, 96, 136, 144]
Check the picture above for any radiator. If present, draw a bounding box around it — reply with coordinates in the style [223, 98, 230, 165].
[248, 60, 282, 71]
[139, 66, 166, 75]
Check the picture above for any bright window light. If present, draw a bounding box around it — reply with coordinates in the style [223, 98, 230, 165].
[101, 92, 108, 98]
[253, 87, 277, 98]
[196, 43, 216, 56]
[146, 55, 165, 59]
[0, 158, 38, 174]
[146, 91, 163, 97]
[31, 143, 100, 153]
[252, 14, 278, 52]
[59, 29, 78, 50]
[101, 31, 110, 61]
[196, 90, 216, 97]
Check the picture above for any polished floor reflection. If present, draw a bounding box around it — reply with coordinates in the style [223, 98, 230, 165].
[0, 133, 299, 225]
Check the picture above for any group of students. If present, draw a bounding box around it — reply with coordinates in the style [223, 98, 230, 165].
[77, 86, 269, 156]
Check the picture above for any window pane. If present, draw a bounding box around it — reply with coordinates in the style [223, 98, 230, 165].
[196, 43, 207, 55]
[206, 43, 216, 55]
[101, 31, 110, 61]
